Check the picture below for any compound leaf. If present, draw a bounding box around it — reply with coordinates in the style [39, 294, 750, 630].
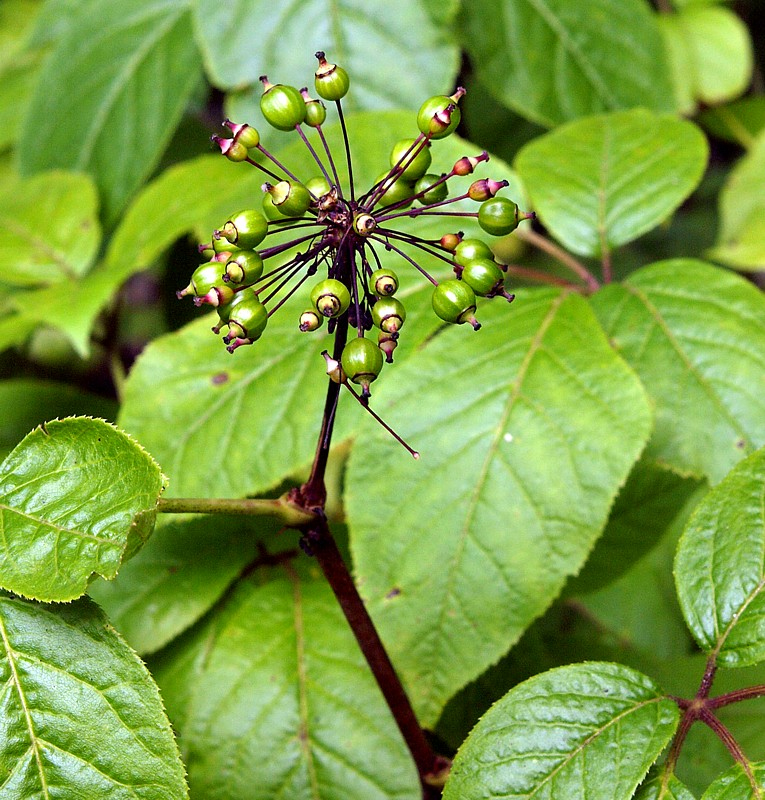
[675, 447, 765, 667]
[515, 110, 708, 258]
[443, 662, 678, 800]
[0, 593, 188, 799]
[347, 289, 652, 724]
[0, 417, 165, 602]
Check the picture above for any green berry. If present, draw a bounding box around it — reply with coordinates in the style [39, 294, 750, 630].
[299, 309, 323, 332]
[417, 87, 465, 139]
[372, 296, 406, 333]
[314, 51, 350, 101]
[212, 235, 240, 255]
[390, 138, 432, 181]
[216, 209, 268, 250]
[306, 175, 332, 199]
[223, 120, 260, 149]
[378, 331, 398, 363]
[299, 88, 327, 127]
[454, 238, 494, 266]
[461, 258, 505, 296]
[353, 213, 376, 237]
[223, 250, 264, 285]
[341, 336, 384, 399]
[440, 232, 462, 252]
[311, 278, 351, 318]
[225, 292, 268, 349]
[432, 279, 480, 329]
[262, 193, 287, 220]
[264, 180, 311, 217]
[374, 171, 414, 208]
[211, 135, 248, 162]
[414, 173, 447, 205]
[370, 268, 399, 297]
[176, 262, 222, 300]
[478, 197, 521, 236]
[259, 77, 306, 131]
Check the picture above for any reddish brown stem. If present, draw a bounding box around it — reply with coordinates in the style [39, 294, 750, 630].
[709, 684, 765, 709]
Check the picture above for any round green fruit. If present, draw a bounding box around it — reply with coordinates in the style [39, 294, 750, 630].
[454, 238, 494, 266]
[432, 279, 480, 329]
[223, 250, 264, 285]
[341, 336, 384, 397]
[311, 278, 351, 318]
[217, 209, 268, 250]
[370, 268, 399, 297]
[414, 173, 448, 205]
[372, 296, 406, 333]
[461, 258, 505, 296]
[478, 197, 521, 236]
[259, 78, 306, 131]
[314, 51, 350, 101]
[390, 138, 432, 181]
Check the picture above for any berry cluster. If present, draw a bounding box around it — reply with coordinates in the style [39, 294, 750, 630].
[178, 52, 532, 407]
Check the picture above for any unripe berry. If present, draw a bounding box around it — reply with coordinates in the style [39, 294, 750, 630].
[374, 171, 414, 208]
[417, 87, 465, 139]
[461, 258, 505, 297]
[176, 262, 222, 300]
[468, 178, 508, 202]
[224, 292, 268, 349]
[370, 268, 399, 297]
[314, 51, 350, 101]
[311, 278, 351, 318]
[390, 138, 432, 181]
[305, 175, 332, 199]
[478, 197, 522, 236]
[353, 213, 376, 237]
[454, 238, 494, 266]
[341, 336, 384, 399]
[262, 193, 287, 220]
[372, 296, 406, 333]
[263, 180, 311, 217]
[378, 331, 398, 363]
[222, 250, 264, 285]
[300, 88, 327, 127]
[414, 173, 448, 205]
[211, 135, 248, 162]
[299, 309, 323, 332]
[215, 209, 268, 250]
[440, 232, 463, 252]
[432, 279, 480, 329]
[222, 119, 260, 149]
[453, 151, 488, 176]
[259, 76, 306, 130]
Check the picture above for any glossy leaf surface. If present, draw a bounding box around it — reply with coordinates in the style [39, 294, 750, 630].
[636, 774, 697, 800]
[515, 110, 708, 257]
[347, 290, 652, 724]
[0, 417, 165, 601]
[193, 0, 458, 111]
[0, 594, 188, 798]
[591, 260, 765, 483]
[443, 662, 678, 800]
[19, 0, 202, 223]
[154, 567, 419, 800]
[459, 0, 674, 127]
[675, 447, 765, 667]
[702, 762, 765, 800]
[0, 171, 100, 287]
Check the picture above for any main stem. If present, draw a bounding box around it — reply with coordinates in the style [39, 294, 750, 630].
[295, 248, 446, 797]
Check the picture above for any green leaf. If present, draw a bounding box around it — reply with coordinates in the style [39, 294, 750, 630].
[515, 110, 708, 258]
[0, 378, 117, 461]
[700, 98, 765, 149]
[459, 0, 675, 128]
[443, 662, 679, 800]
[710, 131, 765, 269]
[566, 458, 704, 595]
[0, 593, 188, 798]
[0, 417, 165, 602]
[657, 14, 696, 116]
[19, 0, 202, 224]
[675, 447, 765, 667]
[347, 290, 652, 724]
[672, 6, 753, 105]
[637, 774, 697, 800]
[89, 514, 269, 655]
[0, 171, 100, 287]
[591, 260, 765, 483]
[702, 762, 765, 800]
[192, 0, 459, 112]
[153, 567, 419, 800]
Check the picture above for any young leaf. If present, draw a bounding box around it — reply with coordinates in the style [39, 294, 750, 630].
[700, 98, 765, 148]
[675, 447, 765, 668]
[192, 0, 459, 112]
[591, 260, 765, 483]
[0, 417, 165, 602]
[702, 762, 765, 800]
[19, 0, 202, 224]
[443, 662, 679, 800]
[515, 110, 708, 258]
[154, 567, 419, 800]
[459, 0, 674, 128]
[347, 290, 653, 725]
[0, 594, 188, 798]
[710, 130, 765, 270]
[89, 514, 272, 655]
[0, 171, 100, 287]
